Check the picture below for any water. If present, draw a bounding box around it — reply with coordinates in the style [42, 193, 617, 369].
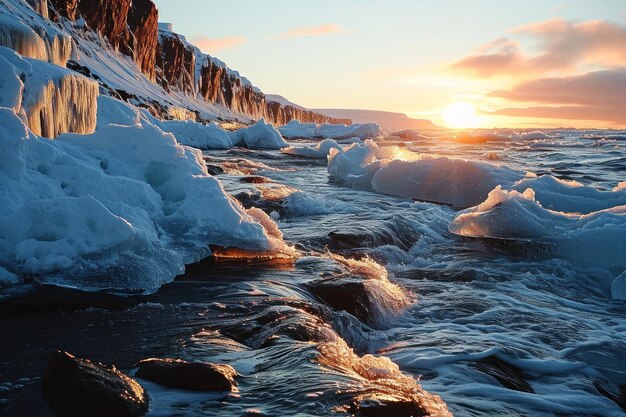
[2, 129, 625, 416]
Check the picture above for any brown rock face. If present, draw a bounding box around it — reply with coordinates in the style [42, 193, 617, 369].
[157, 31, 196, 94]
[124, 0, 158, 80]
[41, 350, 149, 417]
[49, 0, 157, 80]
[49, 0, 347, 124]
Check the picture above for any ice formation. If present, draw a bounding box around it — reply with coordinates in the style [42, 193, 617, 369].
[511, 175, 626, 214]
[328, 140, 526, 207]
[449, 186, 626, 270]
[0, 0, 72, 67]
[282, 139, 344, 159]
[0, 46, 98, 138]
[279, 119, 381, 140]
[228, 119, 288, 149]
[0, 107, 293, 291]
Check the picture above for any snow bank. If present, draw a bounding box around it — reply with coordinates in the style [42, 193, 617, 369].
[278, 119, 381, 140]
[282, 139, 343, 159]
[229, 119, 287, 149]
[0, 107, 291, 291]
[449, 186, 626, 269]
[328, 140, 526, 207]
[0, 46, 98, 138]
[139, 109, 233, 150]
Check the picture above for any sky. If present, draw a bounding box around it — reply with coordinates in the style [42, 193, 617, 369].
[153, 0, 626, 128]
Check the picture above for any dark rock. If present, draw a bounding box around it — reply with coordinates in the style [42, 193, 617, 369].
[473, 355, 534, 393]
[306, 276, 373, 324]
[135, 358, 237, 391]
[156, 30, 196, 94]
[42, 351, 148, 417]
[0, 285, 140, 317]
[354, 397, 429, 417]
[206, 164, 225, 176]
[239, 176, 272, 184]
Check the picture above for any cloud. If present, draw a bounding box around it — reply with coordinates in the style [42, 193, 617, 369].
[488, 68, 626, 124]
[274, 24, 344, 39]
[451, 19, 626, 77]
[189, 35, 247, 53]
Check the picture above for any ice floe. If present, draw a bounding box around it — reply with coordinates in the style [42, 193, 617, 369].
[279, 119, 380, 140]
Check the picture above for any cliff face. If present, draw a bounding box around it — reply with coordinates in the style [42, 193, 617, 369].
[49, 0, 158, 80]
[36, 0, 346, 125]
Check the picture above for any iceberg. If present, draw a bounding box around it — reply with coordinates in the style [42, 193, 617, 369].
[228, 118, 288, 149]
[282, 139, 344, 159]
[328, 140, 526, 207]
[279, 119, 381, 140]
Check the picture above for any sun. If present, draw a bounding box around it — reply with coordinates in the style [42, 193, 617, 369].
[442, 102, 480, 128]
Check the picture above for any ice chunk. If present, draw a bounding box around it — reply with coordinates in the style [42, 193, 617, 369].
[229, 119, 287, 149]
[328, 140, 525, 207]
[279, 119, 381, 140]
[282, 139, 343, 159]
[449, 186, 626, 269]
[0, 108, 285, 291]
[512, 175, 626, 214]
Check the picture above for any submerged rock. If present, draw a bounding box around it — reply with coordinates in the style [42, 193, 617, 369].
[594, 380, 626, 412]
[135, 358, 237, 391]
[473, 355, 534, 393]
[41, 350, 148, 417]
[307, 276, 373, 324]
[0, 285, 140, 317]
[353, 396, 431, 417]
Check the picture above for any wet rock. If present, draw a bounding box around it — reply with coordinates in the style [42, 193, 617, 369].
[206, 164, 225, 176]
[0, 286, 140, 317]
[240, 176, 272, 184]
[135, 358, 237, 391]
[233, 191, 285, 216]
[41, 351, 148, 417]
[473, 355, 534, 393]
[354, 397, 430, 417]
[307, 276, 373, 324]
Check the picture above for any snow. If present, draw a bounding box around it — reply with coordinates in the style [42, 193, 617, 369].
[0, 46, 98, 138]
[282, 139, 343, 159]
[278, 119, 381, 140]
[0, 107, 294, 292]
[228, 119, 287, 149]
[449, 186, 626, 269]
[265, 94, 305, 110]
[139, 109, 233, 150]
[328, 140, 526, 207]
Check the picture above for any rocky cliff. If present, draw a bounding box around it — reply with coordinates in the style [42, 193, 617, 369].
[38, 0, 344, 125]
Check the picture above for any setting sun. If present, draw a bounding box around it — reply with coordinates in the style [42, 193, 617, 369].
[442, 102, 480, 128]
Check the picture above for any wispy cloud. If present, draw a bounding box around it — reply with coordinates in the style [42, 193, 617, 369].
[451, 18, 626, 77]
[189, 35, 247, 53]
[488, 69, 626, 124]
[274, 24, 345, 39]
